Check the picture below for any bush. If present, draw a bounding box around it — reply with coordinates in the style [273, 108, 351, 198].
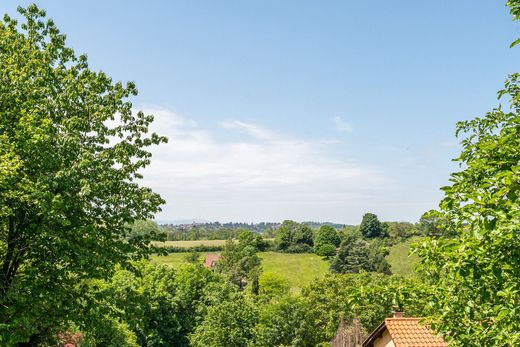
[284, 244, 313, 253]
[162, 245, 224, 253]
[315, 244, 337, 257]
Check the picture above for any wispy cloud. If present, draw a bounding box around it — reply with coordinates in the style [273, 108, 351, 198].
[219, 120, 276, 141]
[141, 108, 389, 222]
[332, 116, 353, 132]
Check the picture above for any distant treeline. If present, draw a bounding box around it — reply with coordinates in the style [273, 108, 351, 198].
[159, 221, 350, 241]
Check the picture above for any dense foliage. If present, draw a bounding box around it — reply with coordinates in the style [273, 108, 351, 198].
[5, 2, 520, 346]
[330, 235, 391, 274]
[0, 6, 166, 344]
[359, 213, 387, 238]
[417, 74, 520, 346]
[215, 230, 262, 290]
[274, 220, 314, 252]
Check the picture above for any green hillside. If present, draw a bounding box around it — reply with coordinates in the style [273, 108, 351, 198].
[386, 237, 422, 276]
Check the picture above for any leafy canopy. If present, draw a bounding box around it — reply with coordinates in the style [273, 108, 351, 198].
[359, 213, 386, 238]
[0, 5, 166, 343]
[417, 74, 520, 346]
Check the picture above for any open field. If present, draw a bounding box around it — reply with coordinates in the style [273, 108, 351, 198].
[259, 252, 329, 292]
[151, 253, 189, 267]
[152, 239, 275, 248]
[152, 239, 230, 248]
[386, 237, 422, 276]
[150, 237, 421, 291]
[151, 251, 329, 292]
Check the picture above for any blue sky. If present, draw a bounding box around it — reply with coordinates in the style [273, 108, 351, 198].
[2, 1, 519, 223]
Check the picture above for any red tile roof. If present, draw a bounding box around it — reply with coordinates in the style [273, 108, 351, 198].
[203, 253, 220, 268]
[363, 318, 447, 347]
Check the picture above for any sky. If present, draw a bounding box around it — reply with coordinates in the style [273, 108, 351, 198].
[1, 1, 519, 224]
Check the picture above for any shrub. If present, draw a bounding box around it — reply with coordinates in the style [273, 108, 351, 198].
[315, 244, 337, 257]
[284, 244, 313, 253]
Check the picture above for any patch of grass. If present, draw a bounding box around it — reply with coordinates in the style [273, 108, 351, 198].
[150, 251, 329, 292]
[386, 237, 423, 276]
[151, 252, 192, 267]
[259, 252, 329, 292]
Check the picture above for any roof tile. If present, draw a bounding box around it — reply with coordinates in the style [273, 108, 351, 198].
[384, 318, 447, 347]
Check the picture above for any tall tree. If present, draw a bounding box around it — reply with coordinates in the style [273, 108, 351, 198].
[330, 236, 370, 274]
[216, 231, 262, 290]
[314, 225, 341, 250]
[274, 220, 299, 250]
[190, 297, 259, 347]
[0, 5, 166, 344]
[275, 220, 314, 251]
[417, 75, 520, 344]
[359, 213, 386, 238]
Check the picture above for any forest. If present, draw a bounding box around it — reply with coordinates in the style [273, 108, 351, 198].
[1, 2, 520, 346]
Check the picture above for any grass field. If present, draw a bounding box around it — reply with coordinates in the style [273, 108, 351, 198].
[152, 239, 274, 248]
[386, 237, 422, 276]
[151, 251, 329, 292]
[150, 237, 421, 291]
[152, 239, 229, 248]
[259, 252, 329, 292]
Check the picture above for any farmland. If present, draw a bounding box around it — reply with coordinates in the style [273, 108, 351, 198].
[151, 251, 329, 292]
[152, 239, 229, 248]
[150, 238, 420, 291]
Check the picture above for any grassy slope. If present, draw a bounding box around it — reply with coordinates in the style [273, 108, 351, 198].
[386, 237, 422, 276]
[151, 251, 329, 292]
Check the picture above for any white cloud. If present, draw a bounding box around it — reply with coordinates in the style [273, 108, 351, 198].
[140, 108, 390, 223]
[332, 116, 354, 132]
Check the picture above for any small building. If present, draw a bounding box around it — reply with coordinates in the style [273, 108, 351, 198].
[362, 317, 447, 347]
[203, 253, 220, 269]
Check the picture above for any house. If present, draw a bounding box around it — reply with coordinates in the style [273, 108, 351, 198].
[362, 316, 447, 347]
[203, 253, 220, 269]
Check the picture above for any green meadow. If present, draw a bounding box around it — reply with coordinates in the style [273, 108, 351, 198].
[150, 238, 420, 291]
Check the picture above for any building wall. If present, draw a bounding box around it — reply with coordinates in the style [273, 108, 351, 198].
[373, 329, 395, 347]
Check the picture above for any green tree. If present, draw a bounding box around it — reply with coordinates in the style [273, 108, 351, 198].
[127, 220, 164, 242]
[385, 221, 416, 239]
[254, 296, 314, 347]
[416, 210, 453, 237]
[417, 73, 520, 346]
[315, 243, 337, 258]
[190, 297, 259, 347]
[359, 213, 386, 238]
[0, 6, 166, 344]
[274, 220, 299, 250]
[216, 232, 262, 290]
[85, 262, 239, 347]
[275, 220, 314, 252]
[237, 229, 268, 251]
[314, 225, 341, 250]
[257, 272, 290, 300]
[367, 239, 391, 274]
[293, 223, 314, 247]
[300, 274, 431, 345]
[330, 236, 370, 274]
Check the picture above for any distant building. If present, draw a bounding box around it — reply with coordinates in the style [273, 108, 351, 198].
[362, 316, 447, 347]
[203, 253, 220, 270]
